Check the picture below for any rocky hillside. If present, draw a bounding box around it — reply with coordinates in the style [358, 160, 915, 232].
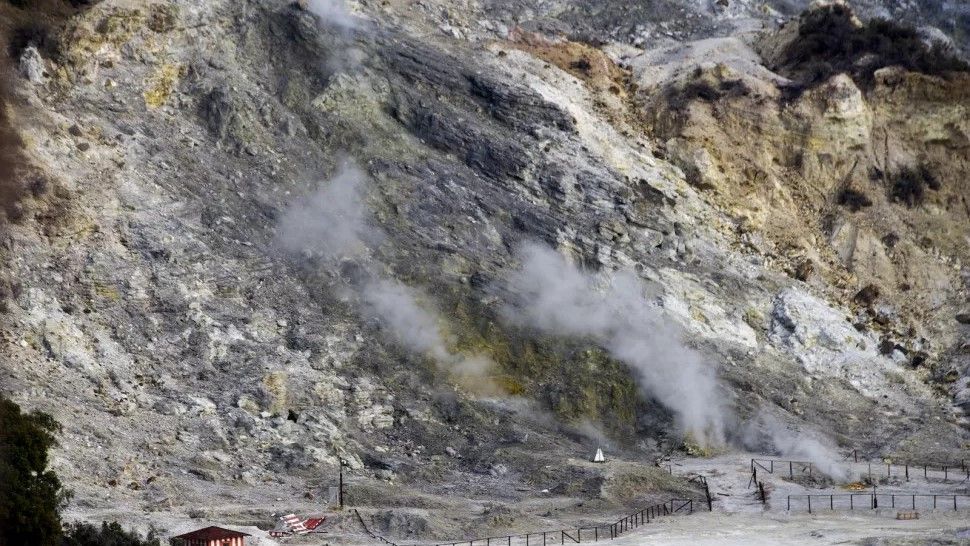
[0, 0, 968, 539]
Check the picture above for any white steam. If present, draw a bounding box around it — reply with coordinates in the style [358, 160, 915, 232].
[503, 243, 726, 446]
[743, 411, 850, 481]
[277, 164, 491, 380]
[305, 0, 359, 31]
[303, 0, 367, 73]
[276, 165, 378, 259]
[361, 278, 451, 362]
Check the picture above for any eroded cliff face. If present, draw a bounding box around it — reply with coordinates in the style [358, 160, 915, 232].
[0, 0, 968, 537]
[638, 7, 970, 413]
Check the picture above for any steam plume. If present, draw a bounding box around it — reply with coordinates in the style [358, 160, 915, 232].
[276, 164, 378, 260]
[277, 164, 492, 381]
[743, 411, 850, 480]
[305, 0, 359, 32]
[503, 243, 726, 446]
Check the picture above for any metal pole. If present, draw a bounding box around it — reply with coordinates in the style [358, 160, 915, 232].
[808, 496, 812, 514]
[339, 461, 345, 509]
[905, 464, 909, 481]
[790, 461, 794, 479]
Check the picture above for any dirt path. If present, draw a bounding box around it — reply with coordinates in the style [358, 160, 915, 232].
[611, 510, 970, 545]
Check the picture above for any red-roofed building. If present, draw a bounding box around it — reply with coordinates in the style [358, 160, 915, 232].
[171, 526, 250, 546]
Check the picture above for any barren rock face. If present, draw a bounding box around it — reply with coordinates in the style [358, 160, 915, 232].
[0, 0, 968, 539]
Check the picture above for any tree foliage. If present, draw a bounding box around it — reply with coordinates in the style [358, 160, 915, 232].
[61, 522, 162, 546]
[0, 397, 66, 546]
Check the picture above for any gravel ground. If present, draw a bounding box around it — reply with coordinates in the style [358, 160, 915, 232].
[613, 510, 970, 545]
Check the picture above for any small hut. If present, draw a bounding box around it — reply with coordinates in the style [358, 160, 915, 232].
[171, 526, 250, 546]
[592, 448, 606, 463]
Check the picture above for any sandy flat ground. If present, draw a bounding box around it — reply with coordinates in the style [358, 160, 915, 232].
[612, 510, 970, 545]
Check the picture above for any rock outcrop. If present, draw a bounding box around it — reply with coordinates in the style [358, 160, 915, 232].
[0, 0, 967, 538]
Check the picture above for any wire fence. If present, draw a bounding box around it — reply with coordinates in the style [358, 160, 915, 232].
[786, 493, 970, 514]
[749, 454, 970, 485]
[844, 450, 970, 483]
[354, 498, 697, 546]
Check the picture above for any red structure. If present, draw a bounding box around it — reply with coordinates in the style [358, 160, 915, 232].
[171, 526, 250, 546]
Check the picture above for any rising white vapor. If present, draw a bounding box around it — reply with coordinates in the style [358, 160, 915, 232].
[743, 410, 850, 481]
[503, 242, 726, 446]
[305, 0, 359, 31]
[276, 164, 380, 260]
[276, 164, 492, 380]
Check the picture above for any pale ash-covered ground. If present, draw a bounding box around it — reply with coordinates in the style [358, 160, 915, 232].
[1, 0, 969, 543]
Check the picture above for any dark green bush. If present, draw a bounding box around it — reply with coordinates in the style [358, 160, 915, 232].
[888, 165, 940, 207]
[0, 397, 66, 546]
[61, 522, 162, 546]
[837, 188, 872, 211]
[775, 4, 969, 95]
[666, 78, 749, 110]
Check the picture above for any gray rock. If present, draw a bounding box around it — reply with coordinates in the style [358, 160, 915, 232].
[19, 46, 45, 83]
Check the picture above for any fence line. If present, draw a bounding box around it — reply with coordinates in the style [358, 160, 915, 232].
[427, 498, 694, 546]
[686, 475, 713, 511]
[843, 450, 970, 483]
[750, 456, 970, 485]
[786, 493, 970, 514]
[353, 497, 697, 546]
